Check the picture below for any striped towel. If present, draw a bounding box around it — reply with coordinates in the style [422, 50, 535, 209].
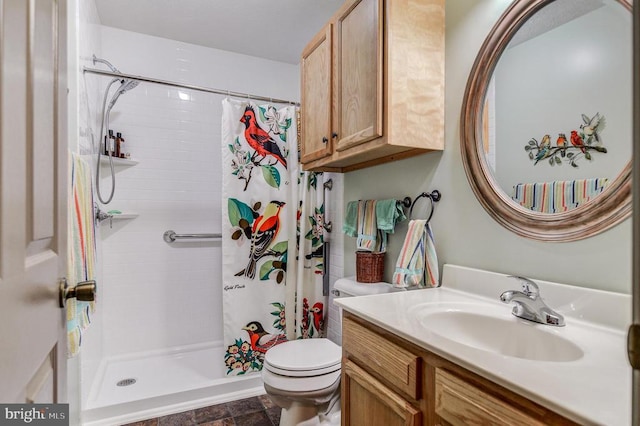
[356, 200, 385, 252]
[424, 224, 439, 287]
[512, 178, 609, 213]
[67, 153, 97, 357]
[392, 220, 439, 288]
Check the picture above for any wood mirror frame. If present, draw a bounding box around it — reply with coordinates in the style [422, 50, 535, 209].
[460, 0, 632, 242]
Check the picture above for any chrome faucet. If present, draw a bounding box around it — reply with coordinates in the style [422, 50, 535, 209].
[500, 276, 565, 326]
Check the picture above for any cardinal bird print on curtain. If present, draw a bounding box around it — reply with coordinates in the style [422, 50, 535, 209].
[228, 105, 291, 191]
[299, 298, 324, 339]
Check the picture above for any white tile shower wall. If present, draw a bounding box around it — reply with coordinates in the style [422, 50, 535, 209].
[325, 173, 345, 345]
[95, 27, 299, 358]
[77, 0, 105, 155]
[74, 0, 105, 407]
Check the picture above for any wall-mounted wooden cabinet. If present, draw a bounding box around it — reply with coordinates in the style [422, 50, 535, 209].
[300, 23, 333, 164]
[300, 0, 445, 173]
[341, 313, 580, 426]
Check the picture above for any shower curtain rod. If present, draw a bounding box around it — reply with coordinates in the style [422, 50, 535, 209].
[83, 67, 300, 106]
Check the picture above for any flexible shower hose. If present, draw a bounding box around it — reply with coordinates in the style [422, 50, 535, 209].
[95, 78, 119, 205]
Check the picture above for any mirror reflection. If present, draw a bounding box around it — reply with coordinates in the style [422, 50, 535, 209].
[483, 0, 631, 213]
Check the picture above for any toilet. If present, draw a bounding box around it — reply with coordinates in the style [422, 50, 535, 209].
[262, 338, 342, 425]
[262, 277, 399, 425]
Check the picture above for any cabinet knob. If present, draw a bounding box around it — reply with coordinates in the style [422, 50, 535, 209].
[332, 132, 338, 139]
[322, 137, 329, 144]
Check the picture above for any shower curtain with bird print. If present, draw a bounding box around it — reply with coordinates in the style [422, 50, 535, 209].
[221, 99, 328, 376]
[292, 171, 328, 340]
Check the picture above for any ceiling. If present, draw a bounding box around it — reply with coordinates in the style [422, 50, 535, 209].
[94, 0, 343, 64]
[509, 0, 604, 47]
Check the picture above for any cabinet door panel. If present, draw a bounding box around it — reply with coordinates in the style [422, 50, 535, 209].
[301, 24, 332, 163]
[343, 359, 421, 426]
[435, 369, 546, 426]
[334, 0, 383, 152]
[343, 317, 420, 399]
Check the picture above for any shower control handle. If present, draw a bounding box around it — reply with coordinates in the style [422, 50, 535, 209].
[59, 277, 97, 308]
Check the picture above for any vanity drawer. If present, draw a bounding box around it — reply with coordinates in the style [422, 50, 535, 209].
[342, 317, 420, 399]
[435, 369, 545, 426]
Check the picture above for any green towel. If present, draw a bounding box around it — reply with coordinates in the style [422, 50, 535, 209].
[342, 201, 358, 237]
[376, 199, 406, 233]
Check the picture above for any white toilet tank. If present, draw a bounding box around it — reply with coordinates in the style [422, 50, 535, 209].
[332, 277, 399, 298]
[331, 277, 401, 343]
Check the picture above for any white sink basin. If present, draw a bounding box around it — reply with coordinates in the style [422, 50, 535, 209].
[414, 304, 584, 362]
[335, 266, 631, 425]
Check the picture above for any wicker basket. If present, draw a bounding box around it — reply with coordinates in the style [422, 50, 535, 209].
[356, 251, 385, 283]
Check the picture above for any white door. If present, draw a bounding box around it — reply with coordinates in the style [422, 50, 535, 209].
[632, 2, 640, 424]
[0, 0, 69, 403]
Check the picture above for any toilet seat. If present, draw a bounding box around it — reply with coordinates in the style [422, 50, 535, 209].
[262, 366, 341, 393]
[264, 338, 341, 378]
[265, 361, 341, 377]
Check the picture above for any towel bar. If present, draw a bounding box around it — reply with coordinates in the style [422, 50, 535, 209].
[163, 230, 222, 243]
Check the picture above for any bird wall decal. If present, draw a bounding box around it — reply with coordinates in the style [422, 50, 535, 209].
[570, 130, 586, 154]
[523, 114, 608, 168]
[556, 133, 567, 147]
[534, 134, 551, 164]
[580, 113, 606, 145]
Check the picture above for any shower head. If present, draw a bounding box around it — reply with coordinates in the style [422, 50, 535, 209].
[118, 78, 140, 94]
[106, 78, 139, 112]
[93, 54, 140, 97]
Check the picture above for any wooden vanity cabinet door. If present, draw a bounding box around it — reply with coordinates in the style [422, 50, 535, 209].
[342, 316, 420, 399]
[434, 369, 546, 426]
[300, 23, 333, 164]
[333, 0, 384, 152]
[343, 359, 421, 426]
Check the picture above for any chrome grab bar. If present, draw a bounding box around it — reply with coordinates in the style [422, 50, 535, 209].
[163, 230, 222, 243]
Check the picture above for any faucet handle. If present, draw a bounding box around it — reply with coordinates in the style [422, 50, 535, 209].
[507, 276, 539, 298]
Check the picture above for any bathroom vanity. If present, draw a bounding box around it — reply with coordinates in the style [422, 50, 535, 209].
[342, 313, 576, 425]
[336, 265, 631, 425]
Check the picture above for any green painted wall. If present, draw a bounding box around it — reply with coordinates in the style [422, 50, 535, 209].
[343, 0, 631, 294]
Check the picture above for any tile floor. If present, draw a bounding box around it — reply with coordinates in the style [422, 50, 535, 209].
[121, 395, 280, 426]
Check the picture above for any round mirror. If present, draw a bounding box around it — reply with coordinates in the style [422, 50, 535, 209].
[461, 0, 632, 242]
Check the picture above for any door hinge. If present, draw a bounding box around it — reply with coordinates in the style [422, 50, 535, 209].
[629, 324, 640, 370]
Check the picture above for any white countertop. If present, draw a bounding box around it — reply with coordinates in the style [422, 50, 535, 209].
[334, 265, 632, 426]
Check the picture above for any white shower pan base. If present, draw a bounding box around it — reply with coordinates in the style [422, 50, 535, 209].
[81, 341, 264, 426]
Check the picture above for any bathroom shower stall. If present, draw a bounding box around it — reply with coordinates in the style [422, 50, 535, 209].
[75, 8, 302, 425]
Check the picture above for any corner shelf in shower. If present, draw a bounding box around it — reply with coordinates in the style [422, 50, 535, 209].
[99, 156, 139, 167]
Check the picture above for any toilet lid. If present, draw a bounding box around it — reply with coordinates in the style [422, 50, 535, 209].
[264, 339, 341, 377]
